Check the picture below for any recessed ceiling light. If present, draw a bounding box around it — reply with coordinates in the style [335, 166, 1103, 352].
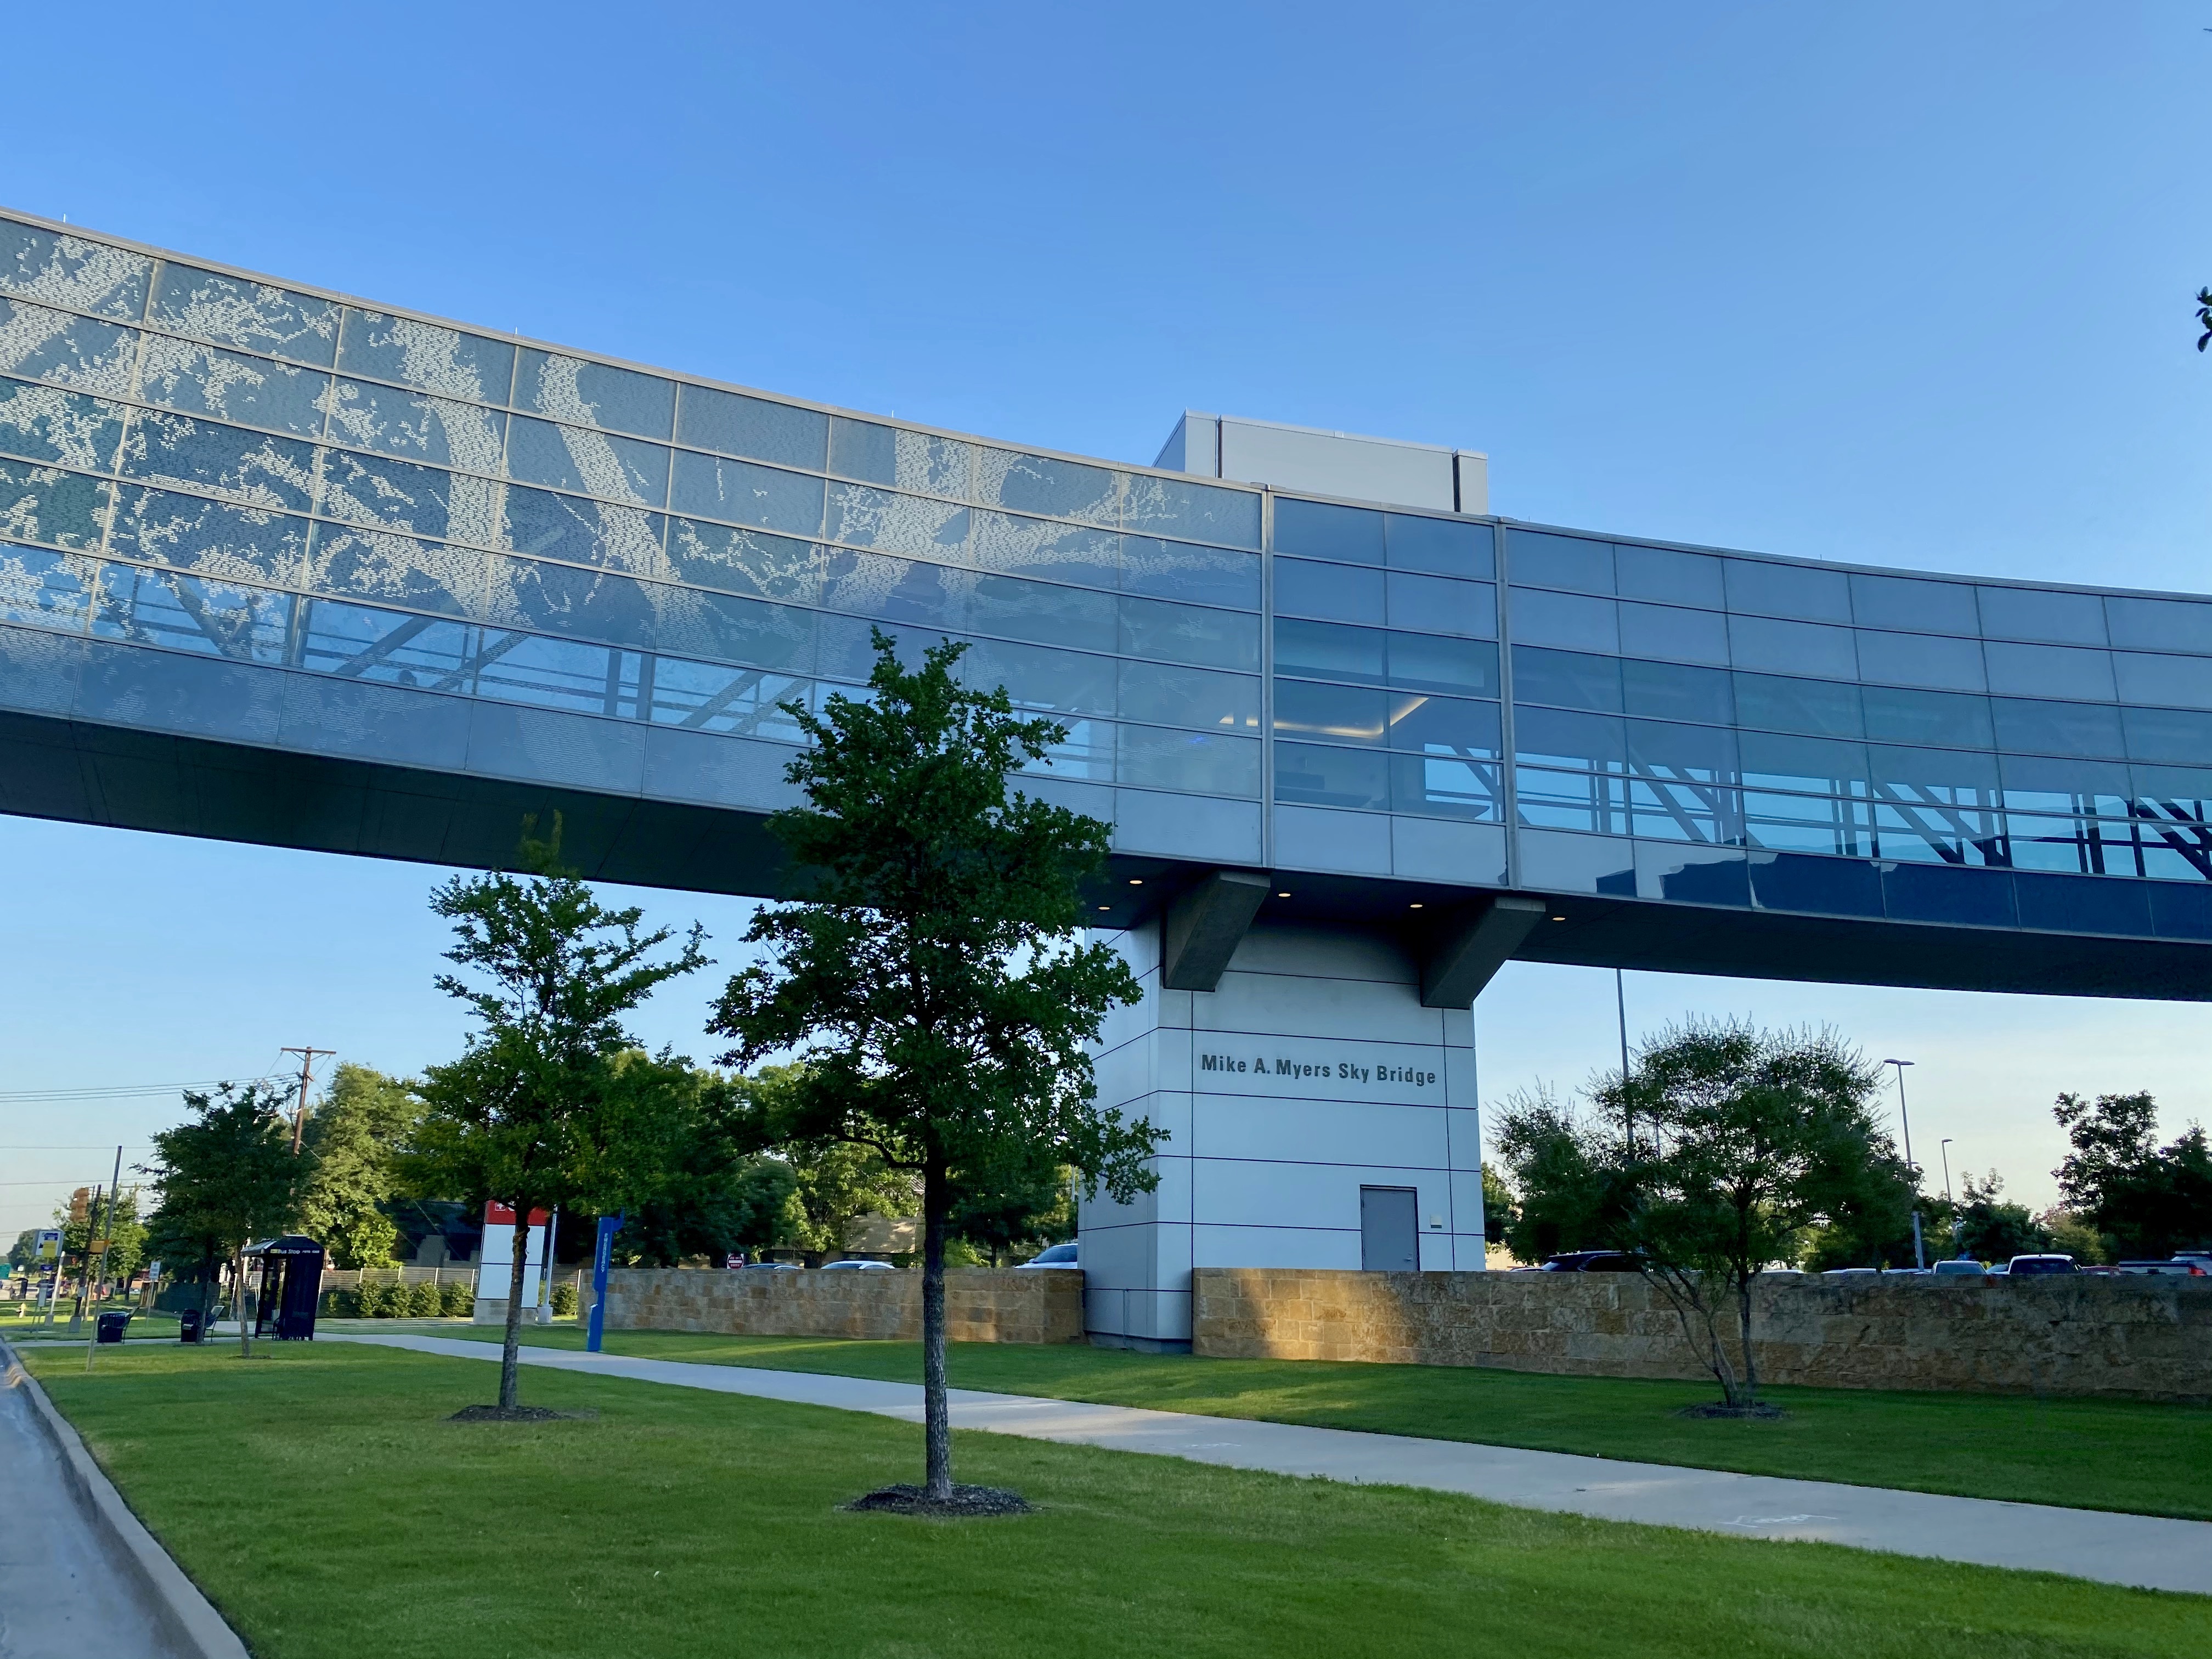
[1277, 891, 1291, 899]
[1098, 905, 1110, 911]
[1409, 902, 1424, 909]
[1129, 878, 1143, 885]
[1551, 915, 1567, 922]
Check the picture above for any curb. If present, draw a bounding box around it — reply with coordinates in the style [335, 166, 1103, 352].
[0, 1336, 251, 1659]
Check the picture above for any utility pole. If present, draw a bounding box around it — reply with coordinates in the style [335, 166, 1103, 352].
[282, 1047, 336, 1154]
[1882, 1058, 1923, 1269]
[84, 1146, 121, 1370]
[1615, 968, 1634, 1155]
[1940, 1137, 1963, 1256]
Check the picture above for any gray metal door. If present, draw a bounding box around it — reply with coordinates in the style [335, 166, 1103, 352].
[1360, 1186, 1419, 1272]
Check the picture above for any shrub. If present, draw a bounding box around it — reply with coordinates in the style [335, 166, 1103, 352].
[551, 1283, 579, 1317]
[404, 1280, 443, 1318]
[356, 1279, 394, 1318]
[321, 1287, 360, 1318]
[441, 1279, 475, 1317]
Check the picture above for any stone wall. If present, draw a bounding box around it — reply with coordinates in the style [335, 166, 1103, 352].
[1193, 1268, 2212, 1401]
[602, 1267, 1085, 1345]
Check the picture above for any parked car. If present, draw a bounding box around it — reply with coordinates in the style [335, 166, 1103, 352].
[1016, 1243, 1079, 1269]
[1538, 1251, 1640, 1272]
[742, 1261, 803, 1271]
[2172, 1251, 2212, 1273]
[2115, 1260, 2208, 1276]
[1821, 1267, 1881, 1278]
[821, 1260, 896, 1271]
[2007, 1254, 2077, 1277]
[1931, 1259, 1987, 1278]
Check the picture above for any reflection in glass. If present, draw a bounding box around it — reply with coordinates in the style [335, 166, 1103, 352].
[151, 263, 338, 366]
[324, 379, 507, 473]
[0, 455, 111, 549]
[0, 222, 151, 320]
[1120, 536, 1259, 610]
[302, 524, 487, 620]
[1386, 692, 1499, 755]
[121, 411, 314, 512]
[1977, 583, 2107, 647]
[109, 487, 308, 585]
[505, 415, 668, 506]
[92, 564, 293, 662]
[1724, 557, 1850, 622]
[667, 519, 820, 602]
[318, 448, 456, 539]
[1861, 685, 1994, 748]
[974, 449, 1118, 527]
[828, 416, 967, 495]
[1387, 572, 1493, 638]
[1734, 672, 1862, 738]
[1122, 473, 1261, 550]
[670, 449, 823, 537]
[1274, 678, 1390, 745]
[1277, 557, 1384, 624]
[337, 310, 516, 404]
[0, 377, 126, 472]
[1120, 595, 1260, 672]
[1623, 657, 1731, 725]
[1385, 514, 1490, 578]
[958, 636, 1115, 719]
[1511, 645, 1621, 712]
[471, 629, 644, 718]
[0, 539, 96, 630]
[645, 656, 813, 740]
[516, 351, 673, 439]
[1273, 498, 1381, 564]
[1509, 531, 1612, 595]
[1118, 658, 1260, 731]
[1274, 741, 1389, 810]
[135, 335, 328, 439]
[826, 483, 968, 561]
[1615, 543, 1724, 608]
[679, 386, 827, 471]
[1391, 752, 1502, 820]
[973, 512, 1119, 590]
[1118, 726, 1261, 797]
[500, 486, 665, 572]
[1741, 792, 1872, 857]
[1990, 697, 2125, 761]
[297, 599, 475, 689]
[1513, 766, 1624, 836]
[0, 300, 140, 398]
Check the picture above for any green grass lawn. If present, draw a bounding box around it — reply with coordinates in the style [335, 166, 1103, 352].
[19, 1340, 2210, 1658]
[402, 1323, 2212, 1521]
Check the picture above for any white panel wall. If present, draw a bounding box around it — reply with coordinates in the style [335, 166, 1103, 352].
[1080, 917, 1487, 1347]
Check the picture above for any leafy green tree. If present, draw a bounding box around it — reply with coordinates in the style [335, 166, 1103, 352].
[949, 1152, 1073, 1266]
[59, 1186, 148, 1291]
[1934, 1171, 2051, 1263]
[595, 1052, 798, 1267]
[2038, 1206, 2111, 1265]
[1493, 1087, 1629, 1264]
[1798, 1153, 1918, 1272]
[407, 830, 707, 1411]
[712, 633, 1158, 1500]
[1479, 1163, 1518, 1250]
[2053, 1091, 2212, 1259]
[143, 1084, 309, 1355]
[297, 1064, 418, 1268]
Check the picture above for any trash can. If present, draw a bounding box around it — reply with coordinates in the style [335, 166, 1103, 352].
[178, 1306, 203, 1344]
[96, 1310, 130, 1344]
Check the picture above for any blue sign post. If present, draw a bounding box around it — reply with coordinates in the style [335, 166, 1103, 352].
[586, 1214, 624, 1353]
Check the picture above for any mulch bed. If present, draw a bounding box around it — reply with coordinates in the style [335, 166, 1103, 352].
[843, 1483, 1033, 1518]
[1674, 1402, 1788, 1420]
[446, 1404, 599, 1423]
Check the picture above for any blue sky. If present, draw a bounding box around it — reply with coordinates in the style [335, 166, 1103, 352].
[4, 2, 2210, 1235]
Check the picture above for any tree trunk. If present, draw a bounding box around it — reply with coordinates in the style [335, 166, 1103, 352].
[1735, 1273, 1759, 1404]
[235, 1249, 252, 1358]
[921, 1163, 952, 1500]
[500, 1210, 530, 1409]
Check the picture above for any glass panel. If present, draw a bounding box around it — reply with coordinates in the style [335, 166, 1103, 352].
[336, 309, 515, 404]
[676, 385, 825, 470]
[1875, 814, 2007, 868]
[1623, 657, 1732, 725]
[825, 483, 969, 561]
[2123, 704, 2212, 767]
[2113, 652, 2212, 711]
[1629, 775, 1741, 844]
[1628, 718, 1737, 781]
[301, 524, 486, 620]
[0, 377, 125, 471]
[515, 349, 673, 439]
[1386, 692, 1500, 755]
[1390, 751, 1502, 820]
[317, 448, 455, 538]
[1509, 530, 1612, 594]
[1849, 573, 1978, 634]
[2131, 763, 2212, 812]
[1733, 672, 1861, 736]
[296, 599, 475, 689]
[1723, 558, 1850, 622]
[490, 557, 658, 652]
[665, 519, 820, 603]
[826, 416, 967, 495]
[1276, 616, 1384, 685]
[1739, 731, 1870, 793]
[1385, 513, 1491, 578]
[0, 222, 150, 320]
[1512, 766, 1625, 835]
[1022, 715, 1114, 782]
[1510, 645, 1620, 712]
[500, 487, 665, 572]
[958, 637, 1115, 718]
[1617, 600, 1726, 665]
[1977, 584, 2107, 646]
[472, 629, 642, 717]
[1742, 794, 1873, 857]
[150, 262, 337, 366]
[2106, 595, 2212, 655]
[1509, 586, 1616, 653]
[972, 512, 1117, 590]
[977, 449, 1118, 526]
[1853, 628, 1985, 692]
[1389, 632, 1499, 696]
[1860, 685, 1994, 748]
[134, 335, 326, 439]
[1277, 556, 1384, 624]
[1870, 743, 2000, 795]
[0, 539, 96, 631]
[644, 656, 812, 740]
[654, 590, 815, 674]
[505, 415, 668, 506]
[1122, 474, 1260, 549]
[1120, 595, 1260, 672]
[1614, 543, 1723, 608]
[1515, 706, 1626, 771]
[324, 378, 507, 473]
[1730, 614, 1856, 679]
[1118, 659, 1260, 731]
[1274, 678, 1390, 746]
[1984, 641, 2115, 702]
[1991, 697, 2125, 760]
[825, 551, 970, 634]
[972, 570, 1112, 652]
[1120, 536, 1259, 610]
[1118, 726, 1261, 797]
[669, 450, 823, 537]
[1386, 572, 1493, 638]
[1273, 497, 1381, 563]
[2001, 753, 2130, 816]
[1274, 741, 1389, 810]
[0, 298, 138, 397]
[0, 455, 111, 549]
[91, 564, 292, 662]
[120, 411, 313, 512]
[109, 486, 307, 585]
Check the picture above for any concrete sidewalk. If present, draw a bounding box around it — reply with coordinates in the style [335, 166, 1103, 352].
[330, 1331, 2211, 1596]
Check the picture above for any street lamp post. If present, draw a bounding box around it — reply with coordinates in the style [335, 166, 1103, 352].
[1882, 1058, 1924, 1269]
[1939, 1137, 1962, 1256]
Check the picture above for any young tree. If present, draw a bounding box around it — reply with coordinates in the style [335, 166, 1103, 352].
[297, 1064, 419, 1269]
[712, 633, 1159, 1503]
[1493, 1087, 1632, 1265]
[595, 1051, 799, 1268]
[2053, 1091, 2212, 1259]
[143, 1084, 309, 1356]
[407, 832, 707, 1412]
